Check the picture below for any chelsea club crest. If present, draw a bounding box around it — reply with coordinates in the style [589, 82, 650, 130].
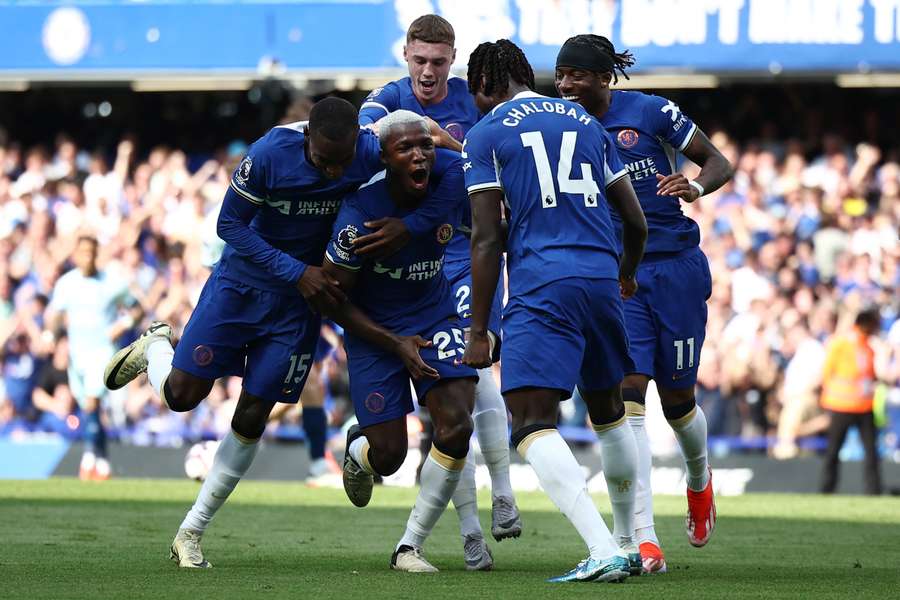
[436, 223, 453, 244]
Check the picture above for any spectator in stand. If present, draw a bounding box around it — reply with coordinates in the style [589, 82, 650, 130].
[0, 110, 896, 461]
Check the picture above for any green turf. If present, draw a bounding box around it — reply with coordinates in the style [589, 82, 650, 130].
[2, 479, 898, 599]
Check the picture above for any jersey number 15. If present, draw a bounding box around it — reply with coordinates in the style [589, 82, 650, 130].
[521, 131, 600, 209]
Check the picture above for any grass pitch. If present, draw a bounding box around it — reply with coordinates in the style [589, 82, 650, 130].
[2, 479, 898, 599]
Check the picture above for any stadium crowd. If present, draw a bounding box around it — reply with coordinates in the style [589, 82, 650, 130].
[1, 106, 898, 458]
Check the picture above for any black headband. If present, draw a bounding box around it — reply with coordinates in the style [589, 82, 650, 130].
[555, 41, 614, 73]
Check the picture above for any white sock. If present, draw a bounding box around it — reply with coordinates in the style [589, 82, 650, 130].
[628, 414, 658, 544]
[473, 367, 513, 500]
[348, 434, 376, 475]
[593, 418, 637, 545]
[518, 429, 618, 560]
[146, 338, 174, 400]
[451, 449, 482, 538]
[398, 446, 465, 550]
[180, 430, 259, 533]
[669, 405, 710, 492]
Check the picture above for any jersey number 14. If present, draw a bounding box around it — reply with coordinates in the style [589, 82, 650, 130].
[520, 131, 600, 209]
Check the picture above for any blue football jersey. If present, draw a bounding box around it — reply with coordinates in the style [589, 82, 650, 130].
[359, 76, 479, 269]
[325, 149, 464, 338]
[600, 90, 700, 255]
[220, 122, 383, 293]
[463, 92, 627, 297]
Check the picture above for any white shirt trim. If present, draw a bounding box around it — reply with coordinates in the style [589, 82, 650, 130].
[230, 181, 265, 205]
[605, 168, 630, 188]
[489, 90, 546, 116]
[324, 251, 360, 271]
[360, 102, 389, 117]
[359, 169, 386, 190]
[467, 181, 503, 193]
[678, 122, 698, 152]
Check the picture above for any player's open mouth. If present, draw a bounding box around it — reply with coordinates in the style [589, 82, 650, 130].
[419, 80, 436, 93]
[562, 95, 579, 102]
[410, 167, 429, 188]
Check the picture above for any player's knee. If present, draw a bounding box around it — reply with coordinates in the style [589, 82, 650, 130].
[163, 371, 210, 412]
[230, 395, 274, 440]
[370, 438, 407, 476]
[622, 386, 646, 418]
[659, 391, 696, 422]
[433, 413, 473, 458]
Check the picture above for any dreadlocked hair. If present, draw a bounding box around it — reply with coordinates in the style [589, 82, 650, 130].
[564, 34, 635, 84]
[467, 39, 535, 97]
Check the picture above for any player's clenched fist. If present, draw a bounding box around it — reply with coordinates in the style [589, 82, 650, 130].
[297, 266, 347, 313]
[392, 335, 439, 380]
[461, 331, 492, 369]
[619, 274, 638, 300]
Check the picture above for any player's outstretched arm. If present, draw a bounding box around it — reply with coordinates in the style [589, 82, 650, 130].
[461, 188, 504, 369]
[656, 129, 734, 202]
[606, 176, 648, 300]
[320, 259, 439, 380]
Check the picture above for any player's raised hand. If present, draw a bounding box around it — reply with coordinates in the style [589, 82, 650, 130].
[353, 217, 411, 258]
[297, 266, 347, 313]
[460, 331, 492, 369]
[425, 117, 462, 152]
[393, 335, 439, 380]
[656, 173, 699, 203]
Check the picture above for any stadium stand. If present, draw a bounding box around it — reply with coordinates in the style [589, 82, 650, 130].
[0, 88, 898, 460]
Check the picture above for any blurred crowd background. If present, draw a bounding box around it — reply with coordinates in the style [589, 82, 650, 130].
[1, 88, 898, 462]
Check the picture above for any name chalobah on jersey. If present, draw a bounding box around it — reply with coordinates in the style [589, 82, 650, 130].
[501, 100, 593, 128]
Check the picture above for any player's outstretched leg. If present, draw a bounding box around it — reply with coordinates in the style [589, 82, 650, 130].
[507, 389, 629, 583]
[473, 366, 521, 541]
[451, 449, 493, 570]
[393, 379, 475, 573]
[585, 387, 640, 577]
[659, 387, 715, 547]
[171, 391, 272, 568]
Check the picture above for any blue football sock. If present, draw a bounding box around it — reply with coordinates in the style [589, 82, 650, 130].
[85, 410, 107, 458]
[302, 406, 327, 460]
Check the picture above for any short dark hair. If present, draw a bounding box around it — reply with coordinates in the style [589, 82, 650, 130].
[308, 97, 359, 141]
[467, 39, 535, 97]
[855, 305, 881, 329]
[406, 14, 455, 47]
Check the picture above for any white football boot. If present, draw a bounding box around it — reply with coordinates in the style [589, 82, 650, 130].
[104, 321, 173, 390]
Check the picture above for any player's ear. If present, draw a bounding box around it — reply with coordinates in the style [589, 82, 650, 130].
[451, 47, 457, 64]
[600, 72, 613, 88]
[402, 45, 408, 62]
